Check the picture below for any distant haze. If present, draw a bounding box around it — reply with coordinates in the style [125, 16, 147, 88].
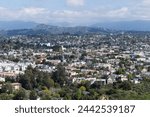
[0, 21, 37, 30]
[92, 20, 150, 31]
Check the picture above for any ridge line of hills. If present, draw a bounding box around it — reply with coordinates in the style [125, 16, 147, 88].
[0, 20, 150, 36]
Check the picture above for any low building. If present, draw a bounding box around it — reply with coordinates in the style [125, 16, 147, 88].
[0, 77, 5, 82]
[11, 83, 21, 90]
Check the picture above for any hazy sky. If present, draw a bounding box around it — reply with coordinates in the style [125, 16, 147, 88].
[0, 0, 149, 24]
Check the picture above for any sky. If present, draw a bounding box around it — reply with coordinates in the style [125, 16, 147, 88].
[0, 0, 150, 25]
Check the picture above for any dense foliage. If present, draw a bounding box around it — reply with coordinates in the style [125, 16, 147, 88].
[1, 65, 150, 100]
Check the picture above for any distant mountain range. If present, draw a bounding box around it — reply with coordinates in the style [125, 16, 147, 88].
[0, 21, 74, 30]
[0, 20, 150, 36]
[0, 20, 150, 31]
[4, 24, 110, 36]
[92, 20, 150, 31]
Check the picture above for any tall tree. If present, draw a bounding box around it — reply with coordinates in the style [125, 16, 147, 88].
[29, 90, 38, 100]
[52, 64, 67, 86]
[13, 88, 28, 100]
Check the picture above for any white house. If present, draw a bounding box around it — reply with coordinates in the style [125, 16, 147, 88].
[0, 77, 5, 82]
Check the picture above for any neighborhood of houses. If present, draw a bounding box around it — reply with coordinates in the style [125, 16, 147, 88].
[0, 32, 150, 91]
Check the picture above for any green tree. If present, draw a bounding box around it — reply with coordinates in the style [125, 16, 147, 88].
[0, 93, 13, 100]
[40, 89, 51, 100]
[119, 81, 132, 91]
[75, 89, 82, 100]
[13, 88, 28, 100]
[29, 90, 38, 100]
[148, 66, 150, 72]
[79, 86, 86, 91]
[116, 68, 125, 75]
[19, 75, 32, 90]
[52, 64, 67, 86]
[1, 83, 13, 94]
[43, 77, 54, 89]
[127, 73, 134, 80]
